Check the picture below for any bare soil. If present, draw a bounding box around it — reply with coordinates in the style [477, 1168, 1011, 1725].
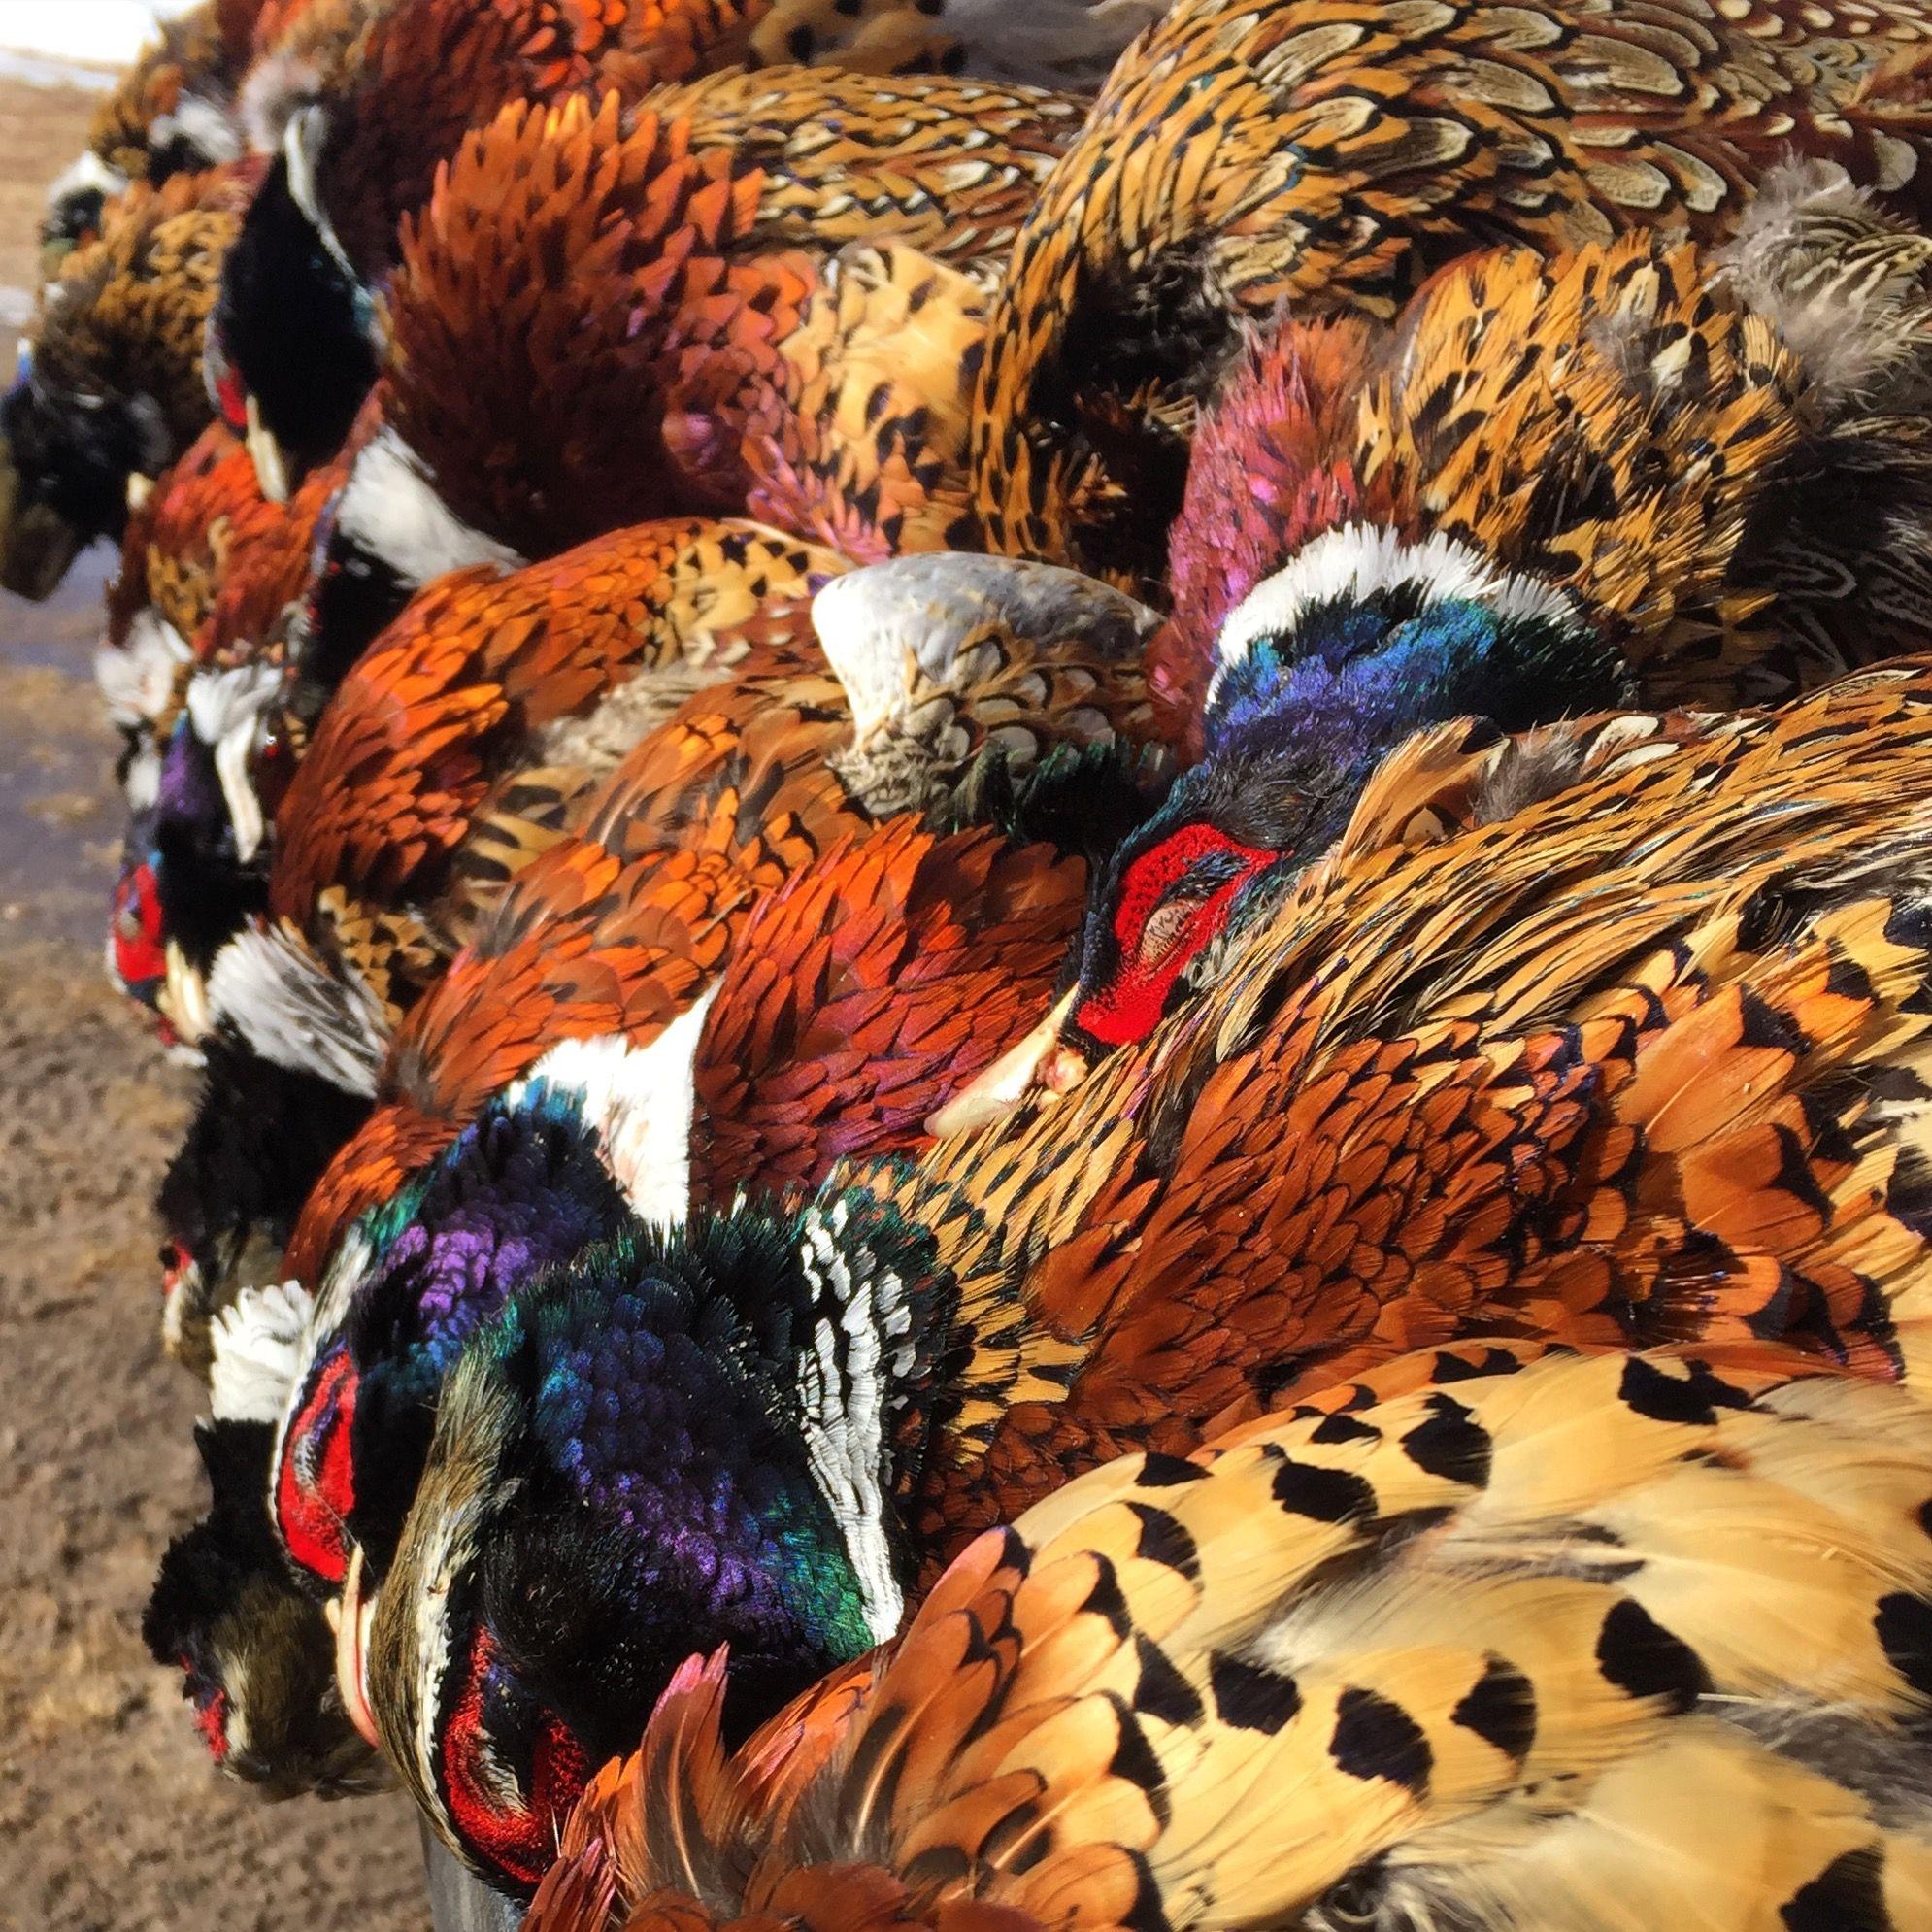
[0, 77, 423, 1931]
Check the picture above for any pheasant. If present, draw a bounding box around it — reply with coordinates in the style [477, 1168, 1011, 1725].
[39, 0, 269, 261]
[350, 654, 1932, 1886]
[965, 0, 1932, 589]
[102, 432, 349, 1044]
[967, 182, 1932, 1093]
[245, 70, 1067, 598]
[156, 516, 845, 1375]
[524, 1344, 1932, 1932]
[144, 1386, 382, 1797]
[0, 158, 262, 599]
[268, 555, 1159, 1583]
[147, 555, 1154, 1801]
[213, 0, 1139, 487]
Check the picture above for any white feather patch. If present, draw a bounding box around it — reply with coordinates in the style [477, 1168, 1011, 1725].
[96, 609, 192, 731]
[184, 661, 285, 862]
[206, 922, 389, 1096]
[505, 985, 719, 1226]
[209, 1278, 316, 1423]
[149, 93, 243, 168]
[1210, 524, 1580, 709]
[281, 106, 359, 283]
[42, 149, 125, 221]
[335, 426, 522, 592]
[792, 1195, 916, 1647]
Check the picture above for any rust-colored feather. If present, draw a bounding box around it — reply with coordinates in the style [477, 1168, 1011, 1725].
[816, 660, 1932, 1572]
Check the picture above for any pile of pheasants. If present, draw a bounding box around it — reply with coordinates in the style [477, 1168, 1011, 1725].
[18, 0, 1932, 1921]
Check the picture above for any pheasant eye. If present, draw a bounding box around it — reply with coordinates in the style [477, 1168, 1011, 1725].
[1137, 894, 1200, 965]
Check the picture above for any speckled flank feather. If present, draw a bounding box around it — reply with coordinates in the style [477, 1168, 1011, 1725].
[279, 630, 851, 1282]
[742, 0, 1173, 88]
[833, 660, 1932, 1567]
[968, 0, 1932, 585]
[534, 1348, 1932, 1932]
[103, 422, 257, 666]
[814, 552, 1162, 818]
[742, 245, 989, 562]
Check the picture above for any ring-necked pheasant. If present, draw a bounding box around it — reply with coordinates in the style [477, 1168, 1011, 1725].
[352, 653, 1932, 1887]
[147, 555, 1155, 1800]
[1, 158, 261, 598]
[965, 0, 1932, 589]
[960, 179, 1932, 1099]
[525, 1344, 1932, 1931]
[213, 0, 1145, 485]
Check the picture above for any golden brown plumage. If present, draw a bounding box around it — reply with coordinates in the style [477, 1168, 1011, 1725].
[990, 192, 1932, 1083]
[808, 658, 1932, 1567]
[370, 78, 1067, 563]
[232, 518, 847, 1059]
[1171, 206, 1932, 719]
[968, 0, 1932, 586]
[532, 1346, 1932, 1932]
[1, 158, 262, 597]
[282, 553, 1158, 1284]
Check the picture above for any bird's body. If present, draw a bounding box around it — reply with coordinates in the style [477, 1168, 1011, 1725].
[362, 654, 1932, 1886]
[1, 158, 263, 597]
[999, 187, 1932, 1083]
[529, 1343, 1932, 1932]
[968, 0, 1932, 585]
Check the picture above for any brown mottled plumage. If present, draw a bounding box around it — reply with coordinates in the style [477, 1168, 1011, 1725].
[1, 159, 261, 597]
[370, 79, 1064, 563]
[968, 0, 1932, 586]
[231, 518, 848, 1063]
[870, 662, 1932, 1572]
[532, 1346, 1932, 1932]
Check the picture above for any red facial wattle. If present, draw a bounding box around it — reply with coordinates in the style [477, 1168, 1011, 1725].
[276, 1345, 359, 1585]
[212, 357, 249, 437]
[440, 1625, 590, 1890]
[181, 1655, 231, 1763]
[159, 1238, 190, 1305]
[1074, 824, 1276, 1049]
[111, 859, 167, 996]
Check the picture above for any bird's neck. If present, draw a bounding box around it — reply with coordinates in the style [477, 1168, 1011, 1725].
[1205, 527, 1634, 792]
[339, 1096, 637, 1570]
[521, 1189, 957, 1742]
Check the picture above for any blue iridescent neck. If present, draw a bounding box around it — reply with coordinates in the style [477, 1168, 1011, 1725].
[351, 1086, 632, 1393]
[1206, 585, 1631, 774]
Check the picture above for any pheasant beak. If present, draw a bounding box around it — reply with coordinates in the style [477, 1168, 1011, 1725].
[158, 940, 210, 1046]
[926, 988, 1089, 1138]
[330, 1545, 382, 1751]
[244, 394, 290, 504]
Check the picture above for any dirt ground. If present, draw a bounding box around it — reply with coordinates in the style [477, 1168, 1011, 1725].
[0, 74, 424, 1932]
